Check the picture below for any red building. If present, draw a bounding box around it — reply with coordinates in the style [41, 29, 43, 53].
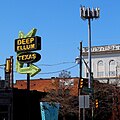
[14, 77, 79, 96]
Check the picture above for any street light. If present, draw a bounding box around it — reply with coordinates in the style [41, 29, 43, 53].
[80, 6, 100, 20]
[80, 6, 100, 120]
[80, 6, 100, 89]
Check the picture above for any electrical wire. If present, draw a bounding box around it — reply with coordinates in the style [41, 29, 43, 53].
[37, 61, 75, 66]
[0, 64, 5, 66]
[0, 64, 5, 69]
[13, 61, 75, 68]
[13, 61, 75, 69]
[38, 64, 78, 75]
[0, 61, 77, 75]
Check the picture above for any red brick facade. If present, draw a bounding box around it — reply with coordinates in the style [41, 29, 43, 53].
[14, 77, 79, 96]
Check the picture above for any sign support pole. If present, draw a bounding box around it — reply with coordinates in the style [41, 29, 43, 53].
[27, 63, 30, 91]
[27, 63, 30, 120]
[83, 96, 85, 120]
[83, 107, 85, 120]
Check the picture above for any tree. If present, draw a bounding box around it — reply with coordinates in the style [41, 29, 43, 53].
[41, 78, 120, 120]
[93, 82, 113, 120]
[59, 70, 71, 78]
[41, 92, 79, 120]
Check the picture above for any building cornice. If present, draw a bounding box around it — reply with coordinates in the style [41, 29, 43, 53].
[82, 44, 120, 56]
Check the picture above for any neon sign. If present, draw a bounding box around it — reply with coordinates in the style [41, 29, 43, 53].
[15, 36, 41, 52]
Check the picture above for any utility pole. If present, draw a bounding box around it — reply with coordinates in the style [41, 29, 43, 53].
[10, 56, 14, 89]
[75, 41, 83, 120]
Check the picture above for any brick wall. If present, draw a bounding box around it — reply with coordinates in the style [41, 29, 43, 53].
[14, 77, 79, 96]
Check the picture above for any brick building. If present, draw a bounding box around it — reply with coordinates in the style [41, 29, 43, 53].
[14, 77, 79, 96]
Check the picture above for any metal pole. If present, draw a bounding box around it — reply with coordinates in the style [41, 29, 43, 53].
[79, 95, 81, 120]
[10, 57, 13, 120]
[83, 108, 85, 120]
[88, 18, 91, 89]
[78, 42, 82, 94]
[27, 63, 30, 120]
[27, 63, 30, 91]
[83, 96, 85, 120]
[88, 18, 94, 120]
[80, 6, 100, 120]
[78, 42, 82, 120]
[10, 56, 14, 88]
[80, 41, 82, 81]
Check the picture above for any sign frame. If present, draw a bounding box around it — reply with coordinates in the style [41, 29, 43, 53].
[17, 51, 41, 64]
[15, 36, 41, 52]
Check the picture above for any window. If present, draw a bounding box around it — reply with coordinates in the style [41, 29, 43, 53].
[109, 60, 115, 65]
[98, 60, 103, 66]
[97, 72, 104, 77]
[97, 60, 104, 77]
[109, 60, 116, 77]
[109, 71, 115, 76]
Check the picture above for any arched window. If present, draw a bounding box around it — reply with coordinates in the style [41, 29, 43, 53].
[109, 60, 116, 76]
[97, 60, 104, 77]
[109, 60, 115, 65]
[98, 60, 103, 66]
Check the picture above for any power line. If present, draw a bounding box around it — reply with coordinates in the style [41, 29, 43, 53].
[38, 64, 78, 75]
[37, 61, 75, 66]
[0, 64, 5, 69]
[13, 61, 75, 68]
[1, 61, 77, 75]
[0, 64, 5, 66]
[13, 61, 75, 71]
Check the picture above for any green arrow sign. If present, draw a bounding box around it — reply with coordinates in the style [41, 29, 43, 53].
[15, 28, 41, 77]
[16, 60, 41, 77]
